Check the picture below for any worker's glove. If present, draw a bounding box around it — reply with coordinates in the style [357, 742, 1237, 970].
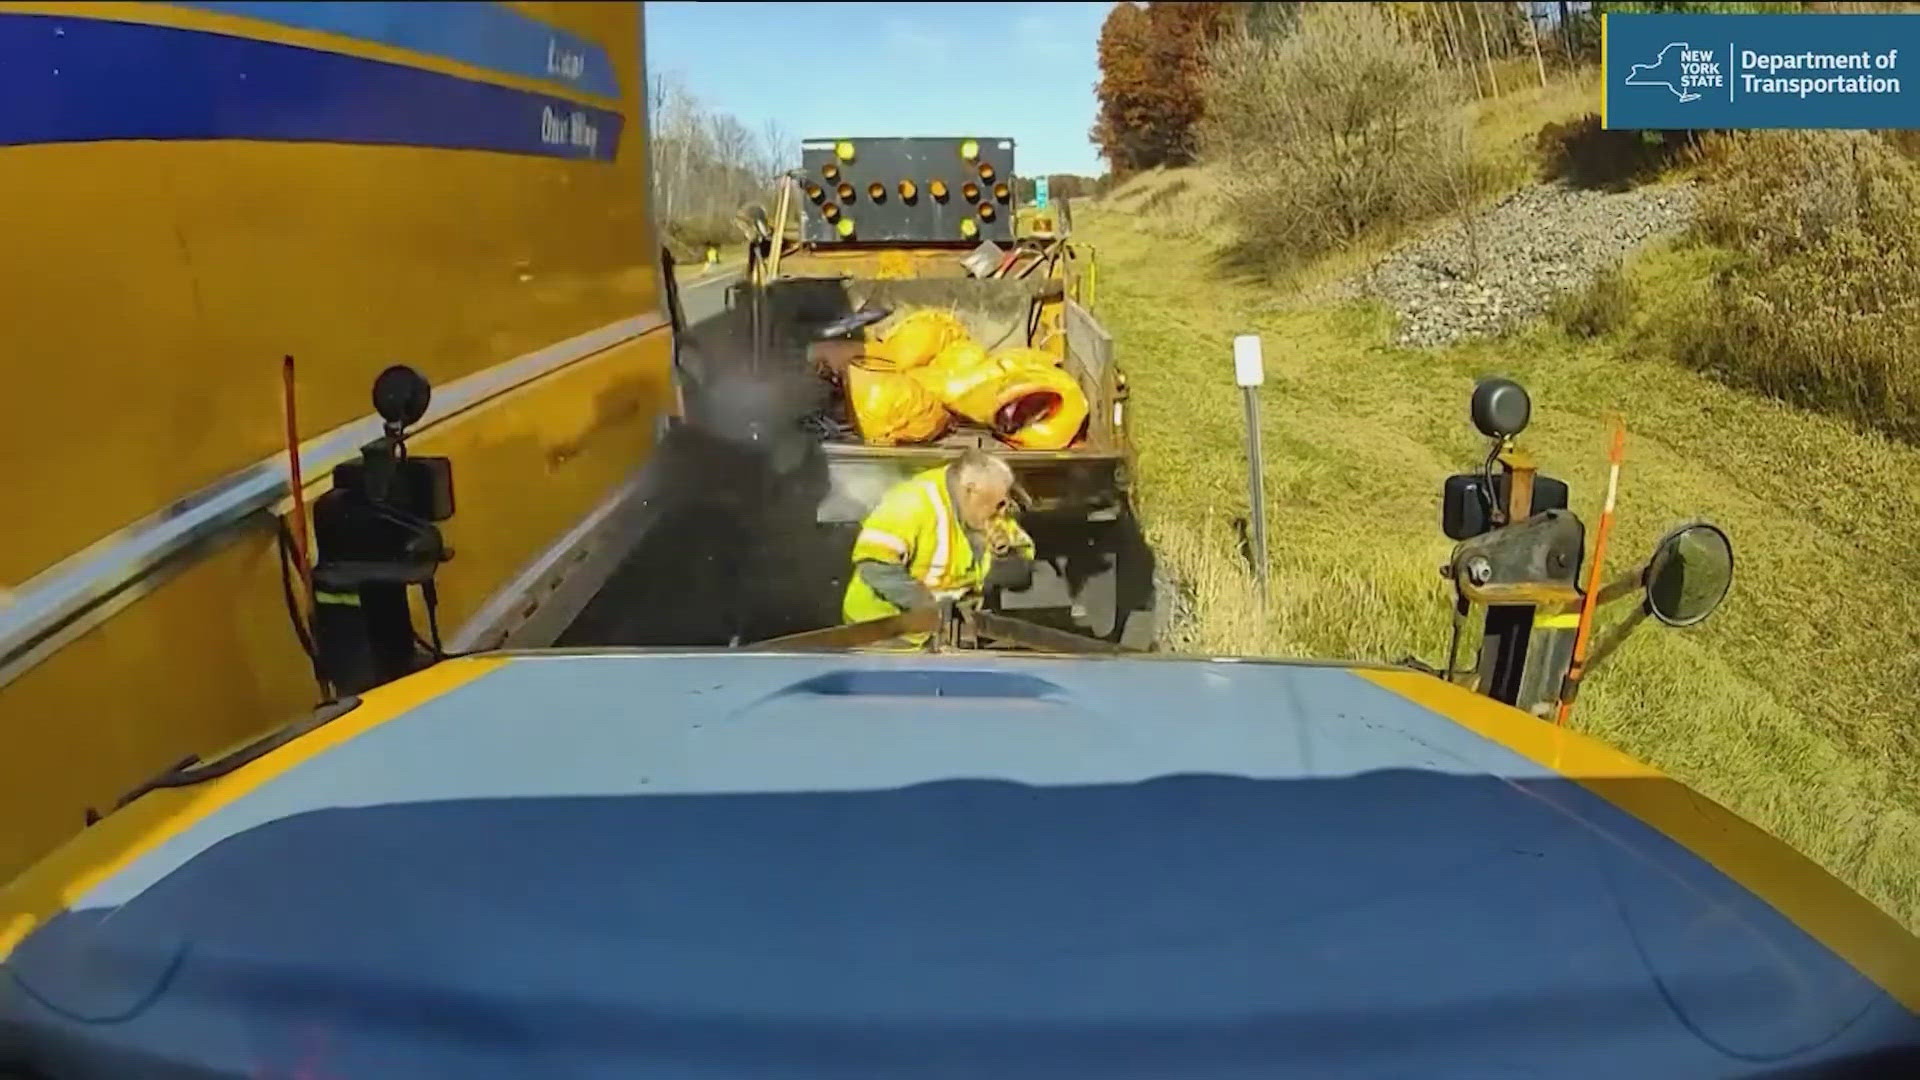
[907, 583, 938, 612]
[987, 517, 1028, 556]
[933, 596, 964, 633]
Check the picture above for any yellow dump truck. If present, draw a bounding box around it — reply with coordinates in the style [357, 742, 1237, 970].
[678, 135, 1158, 648]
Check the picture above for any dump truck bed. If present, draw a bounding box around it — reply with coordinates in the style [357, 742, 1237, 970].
[714, 271, 1129, 523]
[591, 257, 1157, 651]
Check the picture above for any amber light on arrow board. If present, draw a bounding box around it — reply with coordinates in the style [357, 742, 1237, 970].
[977, 162, 995, 182]
[992, 182, 1009, 202]
[836, 217, 855, 237]
[822, 163, 839, 181]
[962, 182, 980, 202]
[835, 140, 856, 161]
[898, 179, 918, 202]
[930, 179, 949, 201]
[837, 182, 855, 202]
[867, 182, 886, 201]
[960, 217, 978, 238]
[960, 139, 979, 161]
[978, 202, 996, 221]
[822, 202, 841, 221]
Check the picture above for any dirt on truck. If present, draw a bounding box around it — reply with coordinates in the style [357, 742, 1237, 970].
[562, 136, 1163, 652]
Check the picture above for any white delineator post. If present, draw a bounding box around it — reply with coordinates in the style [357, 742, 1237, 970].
[1233, 335, 1269, 600]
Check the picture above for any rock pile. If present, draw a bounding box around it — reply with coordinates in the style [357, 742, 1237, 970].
[1324, 180, 1702, 347]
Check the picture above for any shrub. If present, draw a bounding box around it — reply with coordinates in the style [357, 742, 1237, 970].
[1883, 130, 1920, 160]
[1535, 113, 1694, 191]
[1199, 3, 1469, 272]
[1553, 264, 1635, 339]
[1672, 131, 1920, 441]
[662, 215, 740, 261]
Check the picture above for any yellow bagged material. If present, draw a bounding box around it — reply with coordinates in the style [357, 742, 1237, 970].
[985, 346, 1062, 371]
[845, 363, 950, 446]
[862, 309, 969, 371]
[908, 340, 995, 416]
[908, 339, 1087, 449]
[936, 354, 1087, 451]
[991, 363, 1089, 450]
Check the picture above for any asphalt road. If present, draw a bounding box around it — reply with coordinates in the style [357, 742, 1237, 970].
[676, 267, 741, 326]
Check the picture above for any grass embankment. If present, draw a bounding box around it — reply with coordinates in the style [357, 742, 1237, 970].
[1081, 93, 1920, 930]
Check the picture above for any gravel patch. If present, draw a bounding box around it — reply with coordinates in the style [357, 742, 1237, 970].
[1309, 180, 1702, 348]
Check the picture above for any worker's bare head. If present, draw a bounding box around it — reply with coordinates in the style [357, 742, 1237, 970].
[953, 449, 1016, 531]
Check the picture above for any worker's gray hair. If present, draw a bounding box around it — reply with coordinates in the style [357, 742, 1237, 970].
[953, 448, 1014, 490]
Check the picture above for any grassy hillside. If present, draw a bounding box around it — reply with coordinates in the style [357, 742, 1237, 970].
[1080, 93, 1920, 929]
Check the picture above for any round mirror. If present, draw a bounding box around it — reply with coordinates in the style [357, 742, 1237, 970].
[1470, 377, 1531, 440]
[371, 364, 431, 429]
[1642, 522, 1734, 627]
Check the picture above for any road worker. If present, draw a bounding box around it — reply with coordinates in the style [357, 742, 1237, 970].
[843, 448, 1037, 644]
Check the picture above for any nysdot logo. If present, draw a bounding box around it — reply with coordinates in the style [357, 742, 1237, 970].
[1626, 41, 1724, 102]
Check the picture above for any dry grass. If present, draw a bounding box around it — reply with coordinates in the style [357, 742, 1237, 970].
[1079, 159, 1920, 930]
[1099, 168, 1173, 209]
[1095, 166, 1233, 247]
[1466, 68, 1600, 188]
[1671, 130, 1920, 443]
[1165, 64, 1602, 297]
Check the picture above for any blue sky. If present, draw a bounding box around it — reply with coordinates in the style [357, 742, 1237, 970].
[643, 1, 1117, 177]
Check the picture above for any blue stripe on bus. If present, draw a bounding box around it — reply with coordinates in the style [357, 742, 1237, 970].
[167, 1, 621, 99]
[0, 13, 622, 161]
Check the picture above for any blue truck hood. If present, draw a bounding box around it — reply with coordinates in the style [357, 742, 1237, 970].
[3, 652, 1917, 1078]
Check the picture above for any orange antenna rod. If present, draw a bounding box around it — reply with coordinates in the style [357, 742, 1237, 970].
[282, 355, 314, 600]
[1556, 416, 1627, 726]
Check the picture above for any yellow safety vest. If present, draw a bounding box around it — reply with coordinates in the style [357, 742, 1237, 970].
[842, 465, 1033, 640]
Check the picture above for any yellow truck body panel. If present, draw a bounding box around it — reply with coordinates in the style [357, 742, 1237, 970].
[0, 0, 671, 878]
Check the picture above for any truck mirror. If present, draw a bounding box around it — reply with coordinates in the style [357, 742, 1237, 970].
[371, 364, 431, 432]
[1470, 376, 1531, 440]
[1643, 522, 1733, 628]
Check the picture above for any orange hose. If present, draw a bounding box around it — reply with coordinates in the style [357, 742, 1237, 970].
[1556, 417, 1626, 726]
[282, 355, 314, 600]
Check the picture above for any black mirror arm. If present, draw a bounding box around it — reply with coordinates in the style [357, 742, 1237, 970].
[1583, 606, 1651, 678]
[1554, 605, 1649, 712]
[1595, 564, 1648, 608]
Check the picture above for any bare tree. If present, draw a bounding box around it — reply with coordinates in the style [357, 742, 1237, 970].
[1425, 120, 1489, 281]
[1446, 4, 1484, 96]
[645, 70, 790, 252]
[757, 118, 795, 180]
[1473, 3, 1501, 97]
[708, 113, 756, 177]
[650, 72, 708, 224]
[1524, 3, 1549, 87]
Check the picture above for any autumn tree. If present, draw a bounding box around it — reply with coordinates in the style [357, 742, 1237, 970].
[1091, 2, 1234, 175]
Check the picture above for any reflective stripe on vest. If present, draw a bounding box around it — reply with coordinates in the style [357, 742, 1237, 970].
[919, 477, 952, 589]
[916, 474, 987, 594]
[856, 527, 909, 559]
